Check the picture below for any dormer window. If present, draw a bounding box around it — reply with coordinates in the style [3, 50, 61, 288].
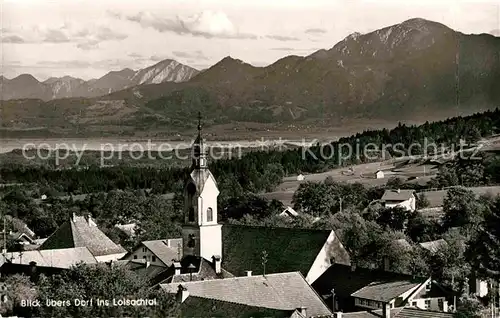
[207, 208, 213, 222]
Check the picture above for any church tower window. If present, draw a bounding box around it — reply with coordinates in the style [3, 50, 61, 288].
[188, 207, 195, 222]
[207, 208, 213, 222]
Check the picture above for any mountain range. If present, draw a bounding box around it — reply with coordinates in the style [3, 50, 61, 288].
[1, 18, 500, 137]
[0, 59, 198, 100]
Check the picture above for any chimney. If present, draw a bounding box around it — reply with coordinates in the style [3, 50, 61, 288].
[71, 212, 77, 222]
[335, 312, 342, 318]
[176, 285, 189, 303]
[246, 270, 252, 277]
[212, 255, 221, 274]
[351, 263, 356, 272]
[174, 262, 181, 275]
[382, 303, 391, 318]
[383, 257, 390, 272]
[397, 189, 401, 194]
[145, 261, 150, 268]
[297, 306, 307, 317]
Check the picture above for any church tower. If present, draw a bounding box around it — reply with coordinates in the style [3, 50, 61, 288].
[182, 113, 222, 263]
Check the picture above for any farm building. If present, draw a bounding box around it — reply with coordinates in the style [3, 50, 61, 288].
[381, 189, 416, 212]
[375, 170, 385, 179]
[297, 174, 305, 181]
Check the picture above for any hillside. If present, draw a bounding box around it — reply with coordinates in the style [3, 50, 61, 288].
[1, 18, 499, 137]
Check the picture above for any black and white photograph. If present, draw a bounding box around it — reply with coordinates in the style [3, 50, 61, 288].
[1, 0, 500, 317]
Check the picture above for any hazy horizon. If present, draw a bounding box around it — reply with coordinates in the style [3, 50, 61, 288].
[2, 0, 499, 81]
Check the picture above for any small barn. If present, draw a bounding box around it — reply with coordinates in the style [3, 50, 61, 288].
[297, 174, 305, 181]
[375, 170, 385, 179]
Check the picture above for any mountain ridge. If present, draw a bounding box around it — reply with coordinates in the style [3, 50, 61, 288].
[1, 18, 500, 137]
[0, 59, 199, 101]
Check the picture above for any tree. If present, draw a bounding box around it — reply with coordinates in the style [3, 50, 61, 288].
[33, 263, 180, 318]
[416, 193, 430, 209]
[377, 207, 408, 231]
[442, 187, 485, 236]
[453, 295, 484, 318]
[406, 211, 440, 243]
[0, 274, 37, 317]
[386, 176, 404, 189]
[467, 195, 500, 281]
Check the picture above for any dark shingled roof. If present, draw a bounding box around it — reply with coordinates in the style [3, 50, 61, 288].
[142, 238, 182, 266]
[161, 272, 333, 317]
[351, 280, 423, 303]
[39, 215, 126, 256]
[222, 225, 350, 277]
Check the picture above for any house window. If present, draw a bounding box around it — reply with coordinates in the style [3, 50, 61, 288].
[142, 247, 146, 252]
[425, 300, 431, 309]
[207, 208, 213, 222]
[143, 256, 146, 260]
[133, 255, 137, 259]
[187, 234, 196, 248]
[152, 256, 156, 262]
[426, 281, 431, 291]
[438, 299, 443, 309]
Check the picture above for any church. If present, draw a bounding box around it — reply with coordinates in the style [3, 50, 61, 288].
[152, 114, 351, 287]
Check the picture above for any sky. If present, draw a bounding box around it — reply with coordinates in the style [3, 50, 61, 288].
[1, 0, 499, 81]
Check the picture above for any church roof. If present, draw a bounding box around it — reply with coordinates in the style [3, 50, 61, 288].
[39, 214, 126, 256]
[222, 225, 349, 277]
[160, 272, 333, 317]
[189, 169, 217, 194]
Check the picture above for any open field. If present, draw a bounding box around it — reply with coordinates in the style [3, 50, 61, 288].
[418, 186, 500, 207]
[262, 158, 440, 207]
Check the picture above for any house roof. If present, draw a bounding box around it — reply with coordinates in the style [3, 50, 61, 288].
[5, 215, 36, 237]
[342, 308, 454, 318]
[2, 247, 97, 269]
[111, 259, 167, 280]
[381, 190, 415, 202]
[114, 223, 137, 237]
[392, 239, 413, 251]
[312, 264, 426, 311]
[177, 295, 301, 318]
[222, 225, 350, 277]
[39, 214, 127, 256]
[142, 238, 182, 266]
[170, 256, 234, 283]
[160, 271, 332, 318]
[419, 239, 448, 254]
[280, 207, 299, 217]
[350, 279, 423, 303]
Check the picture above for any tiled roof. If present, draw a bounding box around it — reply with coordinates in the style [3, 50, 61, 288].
[161, 272, 333, 318]
[178, 295, 299, 318]
[222, 225, 350, 277]
[111, 259, 167, 280]
[312, 264, 425, 312]
[142, 238, 182, 266]
[342, 308, 453, 318]
[419, 239, 448, 254]
[2, 247, 97, 268]
[382, 190, 415, 201]
[39, 214, 126, 257]
[351, 279, 423, 302]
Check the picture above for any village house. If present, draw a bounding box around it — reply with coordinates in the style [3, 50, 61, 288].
[375, 170, 385, 179]
[38, 213, 127, 262]
[312, 263, 453, 314]
[123, 238, 182, 267]
[381, 189, 416, 211]
[161, 271, 333, 318]
[279, 206, 299, 218]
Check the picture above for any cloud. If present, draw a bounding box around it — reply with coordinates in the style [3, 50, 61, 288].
[266, 35, 300, 41]
[37, 60, 92, 68]
[77, 40, 100, 50]
[2, 35, 25, 43]
[305, 28, 327, 34]
[44, 30, 71, 43]
[172, 50, 209, 61]
[122, 10, 257, 39]
[150, 55, 167, 62]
